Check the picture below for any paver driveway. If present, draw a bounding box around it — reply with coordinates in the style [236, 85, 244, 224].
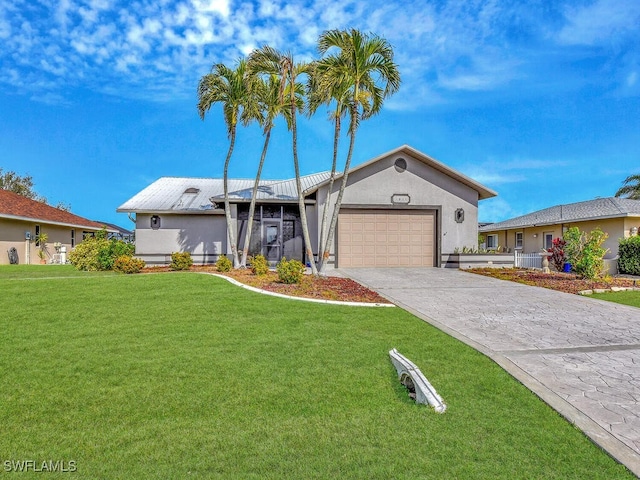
[340, 267, 640, 476]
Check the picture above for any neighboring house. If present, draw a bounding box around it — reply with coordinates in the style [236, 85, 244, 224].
[479, 197, 640, 258]
[97, 221, 135, 243]
[117, 145, 497, 268]
[0, 189, 114, 265]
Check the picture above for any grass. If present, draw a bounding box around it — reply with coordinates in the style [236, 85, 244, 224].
[0, 265, 634, 478]
[590, 290, 640, 308]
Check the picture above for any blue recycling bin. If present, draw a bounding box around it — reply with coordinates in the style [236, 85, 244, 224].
[563, 262, 571, 273]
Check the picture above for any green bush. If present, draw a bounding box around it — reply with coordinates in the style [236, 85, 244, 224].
[618, 235, 640, 275]
[563, 227, 608, 279]
[251, 254, 269, 276]
[170, 252, 193, 271]
[113, 256, 145, 274]
[276, 257, 305, 284]
[216, 255, 232, 272]
[69, 228, 134, 272]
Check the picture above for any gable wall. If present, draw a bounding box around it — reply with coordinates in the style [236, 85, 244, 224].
[316, 152, 480, 264]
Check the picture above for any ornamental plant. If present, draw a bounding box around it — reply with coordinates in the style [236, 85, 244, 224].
[276, 257, 305, 284]
[617, 235, 640, 276]
[547, 238, 566, 272]
[216, 255, 232, 272]
[113, 256, 146, 274]
[170, 252, 193, 271]
[250, 254, 269, 276]
[563, 227, 608, 279]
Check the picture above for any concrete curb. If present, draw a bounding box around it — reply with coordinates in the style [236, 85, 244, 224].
[198, 272, 395, 308]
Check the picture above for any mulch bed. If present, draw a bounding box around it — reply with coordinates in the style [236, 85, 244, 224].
[467, 268, 639, 294]
[143, 265, 391, 304]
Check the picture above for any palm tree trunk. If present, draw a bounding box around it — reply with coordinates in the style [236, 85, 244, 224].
[223, 127, 240, 268]
[318, 107, 357, 275]
[317, 114, 340, 272]
[241, 127, 272, 267]
[291, 96, 319, 275]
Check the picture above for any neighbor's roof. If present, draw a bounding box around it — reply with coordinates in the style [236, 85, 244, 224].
[116, 173, 331, 213]
[480, 197, 640, 232]
[0, 189, 112, 230]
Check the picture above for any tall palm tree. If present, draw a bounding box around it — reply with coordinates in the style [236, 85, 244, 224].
[615, 174, 640, 200]
[197, 59, 250, 268]
[248, 46, 318, 274]
[239, 74, 299, 267]
[307, 64, 351, 258]
[314, 29, 401, 274]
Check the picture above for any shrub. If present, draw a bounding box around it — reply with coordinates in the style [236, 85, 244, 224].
[68, 229, 134, 272]
[171, 252, 193, 271]
[618, 235, 640, 275]
[547, 238, 566, 272]
[563, 227, 608, 279]
[113, 256, 145, 274]
[251, 254, 269, 276]
[276, 257, 305, 284]
[69, 236, 109, 271]
[216, 255, 232, 272]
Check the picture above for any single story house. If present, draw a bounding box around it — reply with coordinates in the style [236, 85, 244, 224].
[479, 197, 640, 257]
[0, 189, 115, 265]
[117, 145, 497, 268]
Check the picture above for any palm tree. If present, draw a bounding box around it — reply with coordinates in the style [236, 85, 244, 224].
[239, 74, 289, 267]
[615, 174, 640, 200]
[197, 59, 250, 268]
[307, 65, 351, 258]
[314, 29, 401, 274]
[248, 46, 318, 274]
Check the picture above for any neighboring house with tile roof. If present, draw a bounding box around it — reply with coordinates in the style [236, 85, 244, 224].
[118, 145, 497, 267]
[479, 197, 640, 258]
[0, 189, 115, 265]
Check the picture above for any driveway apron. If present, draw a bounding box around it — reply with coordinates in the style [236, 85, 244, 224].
[339, 267, 640, 476]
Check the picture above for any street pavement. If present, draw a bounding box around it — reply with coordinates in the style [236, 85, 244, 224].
[339, 267, 640, 476]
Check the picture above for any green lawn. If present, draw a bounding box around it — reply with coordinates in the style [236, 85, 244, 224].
[590, 289, 640, 308]
[0, 266, 633, 478]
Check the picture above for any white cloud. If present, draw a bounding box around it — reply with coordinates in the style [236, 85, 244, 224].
[557, 0, 640, 46]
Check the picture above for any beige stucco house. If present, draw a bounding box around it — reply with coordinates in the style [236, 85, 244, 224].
[0, 189, 114, 265]
[479, 197, 640, 258]
[117, 145, 497, 268]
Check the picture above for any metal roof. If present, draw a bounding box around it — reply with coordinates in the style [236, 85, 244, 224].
[117, 173, 331, 213]
[480, 197, 640, 232]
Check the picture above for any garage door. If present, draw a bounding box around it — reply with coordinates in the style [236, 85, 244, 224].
[337, 209, 436, 267]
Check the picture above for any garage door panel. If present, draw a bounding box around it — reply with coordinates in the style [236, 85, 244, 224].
[338, 209, 436, 267]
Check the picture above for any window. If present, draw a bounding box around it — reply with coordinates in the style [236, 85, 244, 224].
[544, 233, 553, 250]
[515, 232, 523, 249]
[71, 229, 75, 248]
[35, 225, 41, 246]
[486, 234, 498, 250]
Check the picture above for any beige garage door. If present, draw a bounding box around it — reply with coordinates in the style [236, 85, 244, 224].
[337, 209, 436, 267]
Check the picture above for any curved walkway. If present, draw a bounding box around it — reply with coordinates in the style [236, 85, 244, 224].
[339, 267, 640, 476]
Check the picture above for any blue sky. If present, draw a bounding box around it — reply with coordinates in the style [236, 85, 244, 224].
[1, 0, 638, 228]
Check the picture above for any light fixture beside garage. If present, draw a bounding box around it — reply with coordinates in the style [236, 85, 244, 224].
[455, 208, 465, 223]
[150, 215, 161, 230]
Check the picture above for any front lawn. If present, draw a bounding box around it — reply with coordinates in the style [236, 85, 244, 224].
[0, 267, 633, 478]
[590, 290, 640, 308]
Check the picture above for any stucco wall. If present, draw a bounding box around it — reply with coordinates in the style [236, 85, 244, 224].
[135, 213, 227, 264]
[0, 218, 92, 265]
[316, 152, 480, 265]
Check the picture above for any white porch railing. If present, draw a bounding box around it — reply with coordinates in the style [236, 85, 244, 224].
[514, 251, 542, 269]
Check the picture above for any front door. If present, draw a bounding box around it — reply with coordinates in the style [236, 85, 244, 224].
[262, 221, 281, 265]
